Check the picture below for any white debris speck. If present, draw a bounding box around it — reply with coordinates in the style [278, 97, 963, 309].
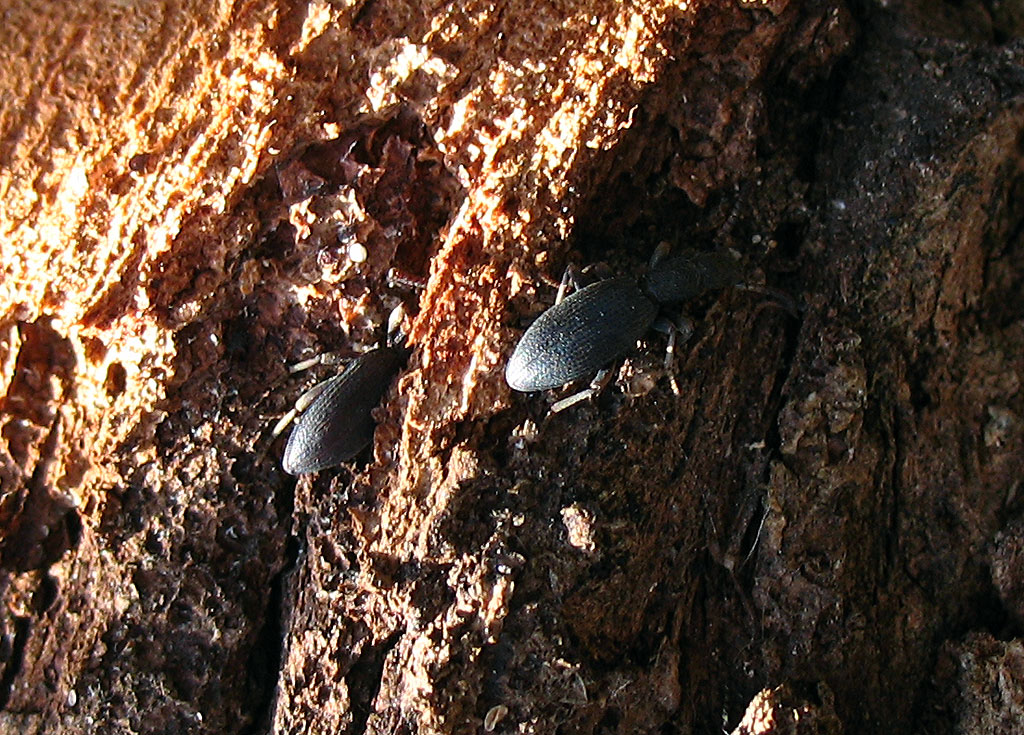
[348, 242, 368, 263]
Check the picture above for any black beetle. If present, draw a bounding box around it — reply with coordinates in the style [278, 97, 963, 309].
[505, 250, 740, 401]
[282, 345, 406, 475]
[505, 277, 656, 392]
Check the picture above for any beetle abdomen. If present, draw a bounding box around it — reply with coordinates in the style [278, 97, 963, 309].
[282, 346, 404, 475]
[506, 277, 657, 392]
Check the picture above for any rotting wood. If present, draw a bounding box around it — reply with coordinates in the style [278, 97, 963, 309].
[1, 1, 1022, 734]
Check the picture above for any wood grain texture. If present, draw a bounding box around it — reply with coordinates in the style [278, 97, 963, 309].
[0, 0, 1022, 734]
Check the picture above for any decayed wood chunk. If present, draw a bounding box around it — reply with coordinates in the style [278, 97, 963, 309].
[1, 0, 1023, 734]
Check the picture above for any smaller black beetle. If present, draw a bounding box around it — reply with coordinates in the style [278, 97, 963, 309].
[506, 250, 740, 400]
[282, 345, 406, 475]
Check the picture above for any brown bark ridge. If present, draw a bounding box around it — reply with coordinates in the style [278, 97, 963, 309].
[0, 0, 1022, 733]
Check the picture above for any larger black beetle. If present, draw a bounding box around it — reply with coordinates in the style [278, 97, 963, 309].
[505, 250, 740, 397]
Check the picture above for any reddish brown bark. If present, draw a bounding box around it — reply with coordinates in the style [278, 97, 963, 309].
[1, 1, 1022, 734]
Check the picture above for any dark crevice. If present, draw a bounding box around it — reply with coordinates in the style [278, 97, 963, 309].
[34, 574, 59, 614]
[759, 301, 805, 465]
[973, 576, 1020, 642]
[241, 533, 300, 735]
[0, 616, 30, 710]
[348, 629, 402, 733]
[906, 354, 934, 415]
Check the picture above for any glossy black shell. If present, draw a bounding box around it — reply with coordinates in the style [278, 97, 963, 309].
[506, 277, 658, 392]
[644, 251, 741, 304]
[282, 346, 404, 475]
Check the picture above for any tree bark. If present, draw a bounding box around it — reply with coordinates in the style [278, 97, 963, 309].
[0, 1, 1022, 734]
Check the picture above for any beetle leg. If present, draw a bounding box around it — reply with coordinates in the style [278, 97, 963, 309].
[293, 378, 336, 413]
[665, 327, 681, 396]
[288, 350, 353, 374]
[550, 368, 612, 412]
[550, 389, 592, 413]
[289, 354, 326, 373]
[269, 408, 298, 442]
[651, 314, 694, 395]
[257, 404, 300, 465]
[260, 350, 358, 465]
[554, 264, 587, 305]
[386, 303, 408, 346]
[386, 267, 428, 290]
[256, 355, 348, 464]
[276, 341, 374, 440]
[554, 266, 573, 305]
[557, 262, 621, 305]
[266, 376, 337, 446]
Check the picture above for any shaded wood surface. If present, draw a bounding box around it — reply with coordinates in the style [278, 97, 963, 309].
[0, 0, 1022, 733]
